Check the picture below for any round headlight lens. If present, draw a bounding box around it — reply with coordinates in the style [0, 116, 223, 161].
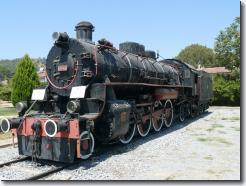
[52, 32, 60, 41]
[0, 118, 10, 133]
[44, 119, 57, 137]
[67, 101, 80, 114]
[16, 101, 27, 113]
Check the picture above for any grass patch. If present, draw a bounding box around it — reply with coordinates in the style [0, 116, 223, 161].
[217, 130, 227, 134]
[197, 137, 209, 142]
[230, 126, 240, 131]
[197, 137, 233, 145]
[0, 107, 17, 116]
[215, 138, 233, 145]
[212, 124, 224, 128]
[234, 127, 240, 131]
[206, 128, 214, 132]
[221, 116, 240, 121]
[204, 155, 213, 160]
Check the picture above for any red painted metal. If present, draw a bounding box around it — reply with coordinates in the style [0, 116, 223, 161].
[17, 117, 80, 139]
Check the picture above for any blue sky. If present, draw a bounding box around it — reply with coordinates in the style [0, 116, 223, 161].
[0, 0, 240, 59]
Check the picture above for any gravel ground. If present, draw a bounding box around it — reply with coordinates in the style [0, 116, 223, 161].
[0, 146, 19, 164]
[0, 160, 58, 180]
[50, 106, 240, 180]
[0, 106, 240, 180]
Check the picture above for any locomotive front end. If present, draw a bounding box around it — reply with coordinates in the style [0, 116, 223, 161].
[0, 98, 95, 163]
[16, 117, 81, 163]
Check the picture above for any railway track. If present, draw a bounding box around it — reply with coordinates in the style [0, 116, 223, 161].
[25, 162, 75, 180]
[0, 157, 74, 181]
[0, 157, 30, 168]
[0, 142, 121, 180]
[0, 143, 17, 149]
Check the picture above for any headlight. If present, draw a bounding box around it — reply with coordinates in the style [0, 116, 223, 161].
[67, 101, 80, 114]
[0, 118, 21, 133]
[16, 101, 28, 113]
[44, 119, 57, 137]
[0, 118, 10, 133]
[44, 119, 68, 137]
[52, 32, 69, 42]
[52, 32, 60, 41]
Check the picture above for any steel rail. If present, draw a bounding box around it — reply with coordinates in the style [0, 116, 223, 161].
[0, 157, 30, 168]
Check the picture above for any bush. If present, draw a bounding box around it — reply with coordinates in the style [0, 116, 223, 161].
[0, 85, 12, 101]
[212, 74, 240, 106]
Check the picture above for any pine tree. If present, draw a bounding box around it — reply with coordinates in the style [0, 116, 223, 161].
[11, 54, 40, 106]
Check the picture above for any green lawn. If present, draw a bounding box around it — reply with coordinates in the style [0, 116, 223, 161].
[0, 107, 17, 116]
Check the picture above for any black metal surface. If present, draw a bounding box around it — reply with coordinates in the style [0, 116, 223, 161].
[119, 42, 145, 55]
[94, 100, 131, 143]
[145, 50, 156, 59]
[18, 136, 76, 163]
[46, 29, 181, 97]
[75, 21, 94, 42]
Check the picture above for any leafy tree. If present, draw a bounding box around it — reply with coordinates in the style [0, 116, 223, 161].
[214, 17, 240, 70]
[212, 74, 240, 106]
[176, 44, 215, 68]
[212, 17, 240, 106]
[11, 54, 40, 106]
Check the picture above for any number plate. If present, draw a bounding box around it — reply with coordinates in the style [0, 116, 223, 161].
[70, 86, 87, 98]
[58, 64, 68, 72]
[31, 89, 46, 100]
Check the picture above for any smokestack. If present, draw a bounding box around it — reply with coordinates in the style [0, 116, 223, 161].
[75, 21, 94, 43]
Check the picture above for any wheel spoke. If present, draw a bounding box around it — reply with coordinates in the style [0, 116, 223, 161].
[119, 121, 136, 144]
[152, 107, 164, 132]
[164, 100, 173, 128]
[80, 131, 94, 160]
[179, 104, 185, 122]
[137, 114, 151, 137]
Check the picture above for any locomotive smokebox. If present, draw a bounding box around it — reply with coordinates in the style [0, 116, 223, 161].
[75, 21, 94, 43]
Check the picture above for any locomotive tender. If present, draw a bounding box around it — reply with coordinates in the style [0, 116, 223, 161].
[0, 21, 213, 163]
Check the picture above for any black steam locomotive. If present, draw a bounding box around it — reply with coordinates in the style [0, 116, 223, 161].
[0, 21, 213, 163]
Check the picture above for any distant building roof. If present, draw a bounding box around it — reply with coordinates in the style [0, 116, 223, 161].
[199, 67, 231, 74]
